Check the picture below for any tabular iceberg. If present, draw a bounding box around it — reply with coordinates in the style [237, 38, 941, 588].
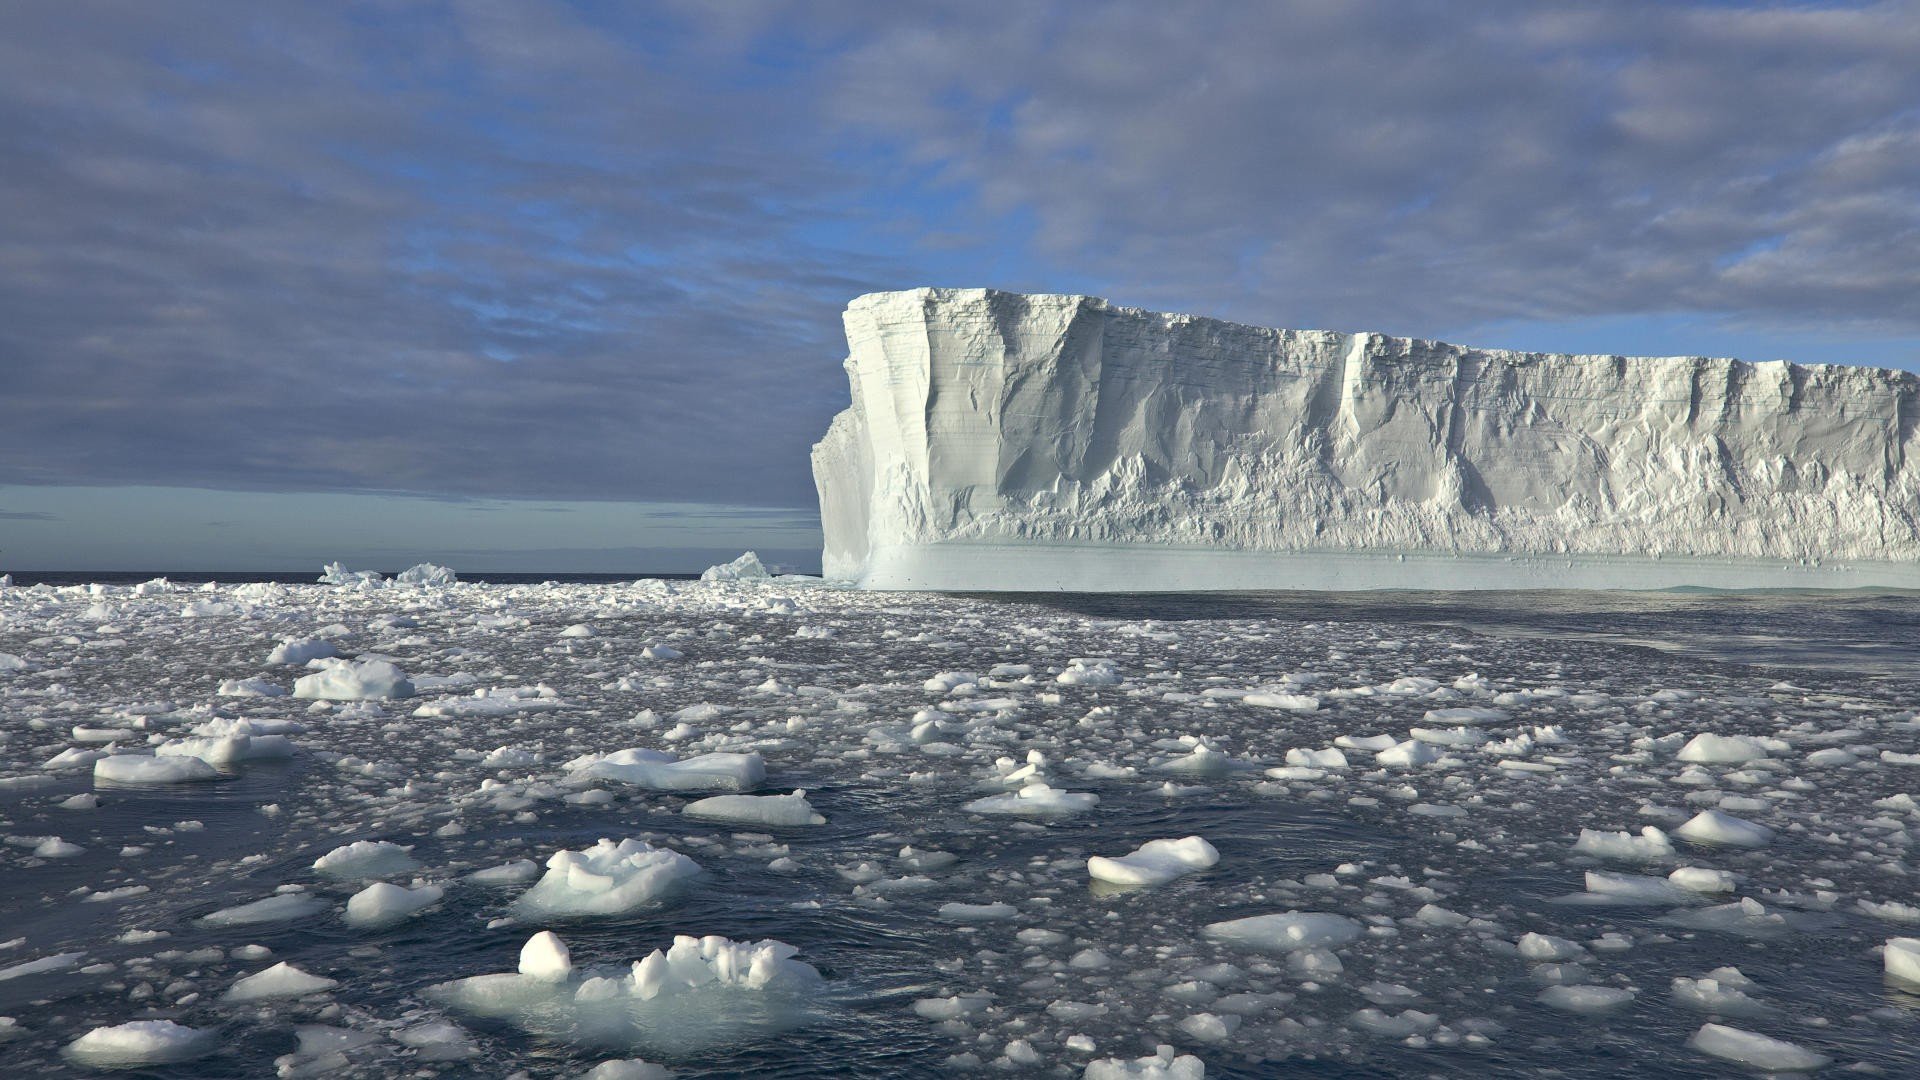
[811, 287, 1920, 591]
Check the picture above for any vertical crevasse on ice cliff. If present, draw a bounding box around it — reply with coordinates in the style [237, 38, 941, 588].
[812, 288, 1920, 589]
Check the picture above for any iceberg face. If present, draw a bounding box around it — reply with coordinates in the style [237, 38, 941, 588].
[812, 288, 1920, 590]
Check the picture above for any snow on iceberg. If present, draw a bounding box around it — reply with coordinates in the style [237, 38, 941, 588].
[682, 790, 824, 827]
[429, 931, 825, 1057]
[64, 1020, 216, 1067]
[512, 838, 700, 918]
[566, 748, 765, 792]
[1087, 837, 1220, 887]
[813, 287, 1920, 591]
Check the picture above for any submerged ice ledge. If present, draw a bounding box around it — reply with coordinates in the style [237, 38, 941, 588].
[812, 288, 1920, 591]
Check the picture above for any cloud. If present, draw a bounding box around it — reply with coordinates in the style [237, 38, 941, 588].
[2, 1, 1916, 516]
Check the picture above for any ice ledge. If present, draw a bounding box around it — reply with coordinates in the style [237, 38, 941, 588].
[858, 543, 1920, 593]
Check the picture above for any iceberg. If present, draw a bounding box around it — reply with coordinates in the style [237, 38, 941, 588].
[812, 288, 1920, 590]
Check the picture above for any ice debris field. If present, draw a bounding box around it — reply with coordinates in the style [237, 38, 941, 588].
[3, 566, 1920, 1076]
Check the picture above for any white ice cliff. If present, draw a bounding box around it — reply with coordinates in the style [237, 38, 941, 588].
[812, 288, 1920, 590]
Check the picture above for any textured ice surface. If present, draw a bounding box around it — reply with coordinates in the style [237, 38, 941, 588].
[813, 287, 1920, 590]
[5, 576, 1920, 1075]
[225, 961, 338, 1002]
[292, 657, 414, 700]
[1087, 837, 1220, 887]
[63, 1019, 216, 1067]
[512, 838, 700, 918]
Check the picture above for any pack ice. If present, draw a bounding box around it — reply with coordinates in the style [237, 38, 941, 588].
[813, 287, 1920, 590]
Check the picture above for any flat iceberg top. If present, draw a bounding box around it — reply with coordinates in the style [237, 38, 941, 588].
[815, 287, 1920, 591]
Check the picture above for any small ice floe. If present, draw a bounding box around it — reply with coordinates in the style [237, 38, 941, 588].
[1885, 937, 1920, 989]
[198, 892, 330, 928]
[1375, 740, 1442, 768]
[319, 562, 385, 586]
[394, 563, 458, 587]
[682, 790, 824, 827]
[1571, 826, 1674, 861]
[468, 859, 541, 886]
[1201, 912, 1361, 953]
[1669, 867, 1737, 894]
[226, 961, 339, 1002]
[1537, 985, 1635, 1014]
[559, 623, 596, 638]
[936, 902, 1017, 923]
[1056, 658, 1121, 686]
[431, 932, 824, 1057]
[520, 931, 572, 981]
[962, 782, 1099, 818]
[156, 732, 295, 765]
[1087, 837, 1219, 888]
[93, 754, 222, 785]
[293, 658, 414, 700]
[0, 951, 85, 981]
[1687, 1023, 1829, 1071]
[314, 841, 421, 880]
[579, 1058, 673, 1079]
[267, 637, 337, 666]
[1553, 871, 1702, 907]
[1674, 810, 1774, 848]
[568, 749, 766, 792]
[512, 839, 700, 918]
[1149, 740, 1234, 779]
[1242, 691, 1319, 711]
[1082, 1044, 1205, 1079]
[345, 882, 444, 929]
[64, 1020, 216, 1068]
[217, 677, 288, 697]
[1675, 733, 1775, 764]
[1672, 968, 1770, 1017]
[640, 643, 683, 660]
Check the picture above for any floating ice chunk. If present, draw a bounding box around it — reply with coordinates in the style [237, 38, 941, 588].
[1284, 747, 1348, 769]
[963, 782, 1099, 817]
[682, 790, 824, 827]
[570, 748, 766, 792]
[521, 931, 572, 982]
[1669, 867, 1737, 893]
[217, 677, 287, 697]
[1087, 837, 1220, 887]
[914, 994, 991, 1020]
[226, 961, 339, 1002]
[319, 562, 385, 587]
[512, 839, 700, 918]
[1057, 658, 1121, 686]
[1150, 742, 1232, 778]
[700, 552, 771, 582]
[395, 563, 458, 587]
[0, 951, 85, 981]
[199, 892, 329, 928]
[1538, 985, 1635, 1013]
[1335, 734, 1399, 752]
[1242, 692, 1318, 711]
[579, 1059, 673, 1080]
[937, 901, 1017, 922]
[1349, 1008, 1439, 1036]
[156, 733, 294, 765]
[1375, 740, 1441, 768]
[1572, 826, 1674, 861]
[313, 840, 421, 880]
[394, 1021, 477, 1062]
[1202, 912, 1362, 953]
[1687, 1024, 1829, 1071]
[293, 658, 414, 700]
[469, 859, 541, 885]
[1673, 971, 1770, 1017]
[1423, 707, 1508, 725]
[1569, 871, 1701, 906]
[431, 933, 823, 1057]
[924, 671, 980, 693]
[267, 638, 338, 666]
[1675, 810, 1774, 848]
[1518, 933, 1588, 961]
[64, 1020, 215, 1067]
[1886, 938, 1920, 988]
[93, 754, 221, 785]
[194, 716, 306, 737]
[560, 623, 596, 638]
[1176, 1012, 1240, 1042]
[0, 652, 29, 671]
[1676, 734, 1772, 764]
[640, 644, 683, 660]
[1083, 1044, 1205, 1079]
[345, 882, 444, 928]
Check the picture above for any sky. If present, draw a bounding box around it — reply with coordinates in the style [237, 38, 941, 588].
[3, 1, 1919, 571]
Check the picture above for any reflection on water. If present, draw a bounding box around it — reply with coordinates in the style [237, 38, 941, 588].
[993, 589, 1920, 676]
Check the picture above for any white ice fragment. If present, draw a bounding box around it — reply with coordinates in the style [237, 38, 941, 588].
[1087, 837, 1219, 887]
[963, 782, 1099, 817]
[1242, 692, 1319, 711]
[1572, 826, 1674, 861]
[267, 638, 338, 666]
[700, 552, 771, 582]
[64, 1020, 215, 1067]
[93, 754, 222, 785]
[1082, 1044, 1205, 1079]
[199, 893, 329, 928]
[292, 658, 414, 700]
[1202, 912, 1361, 953]
[1538, 985, 1635, 1014]
[1674, 809, 1774, 848]
[313, 840, 421, 879]
[395, 562, 458, 586]
[937, 902, 1017, 923]
[569, 748, 766, 792]
[225, 961, 339, 1002]
[579, 1060, 673, 1080]
[156, 733, 294, 765]
[345, 881, 444, 928]
[682, 790, 824, 827]
[513, 839, 700, 918]
[520, 931, 572, 982]
[1886, 937, 1920, 988]
[1686, 1023, 1829, 1071]
[1669, 866, 1737, 893]
[1375, 740, 1442, 768]
[1675, 733, 1773, 764]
